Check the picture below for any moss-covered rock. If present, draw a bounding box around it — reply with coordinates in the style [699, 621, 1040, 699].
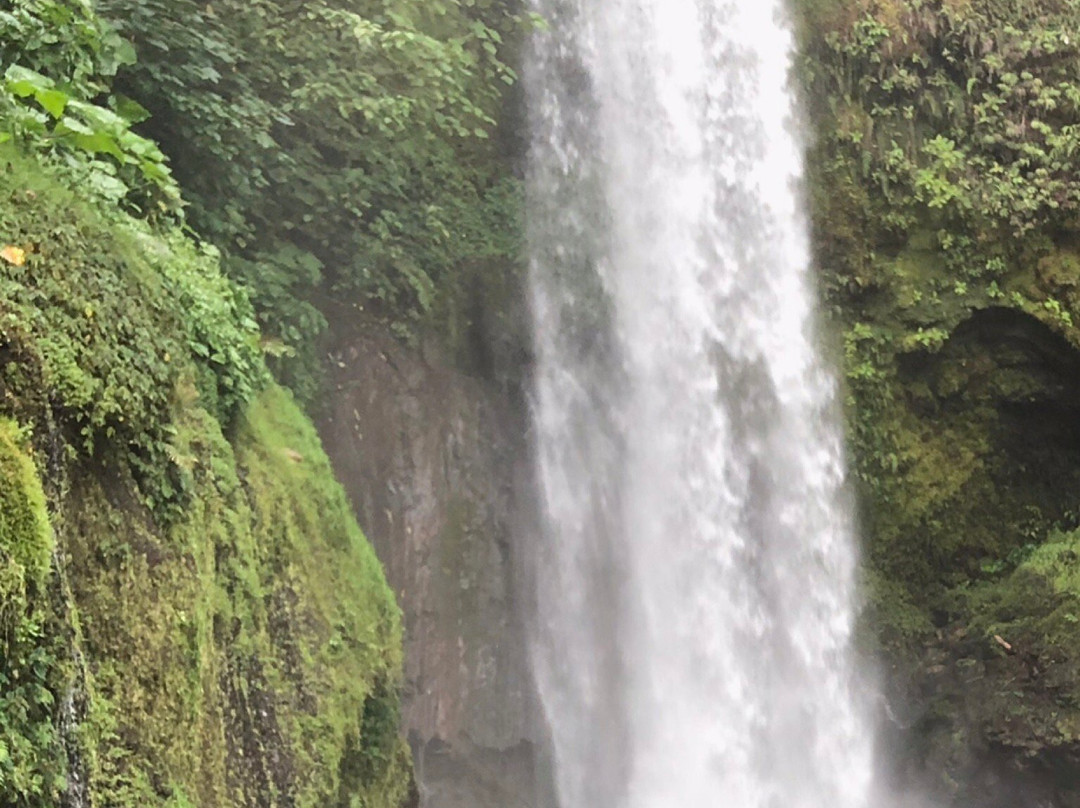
[62, 387, 410, 808]
[0, 418, 62, 804]
[794, 0, 1080, 801]
[0, 147, 410, 807]
[0, 418, 52, 611]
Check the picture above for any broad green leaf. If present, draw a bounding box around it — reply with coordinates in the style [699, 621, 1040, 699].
[4, 65, 52, 98]
[72, 131, 125, 160]
[114, 95, 151, 124]
[55, 116, 94, 136]
[67, 100, 128, 133]
[35, 88, 69, 118]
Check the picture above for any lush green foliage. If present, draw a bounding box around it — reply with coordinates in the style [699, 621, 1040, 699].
[63, 387, 408, 808]
[0, 145, 408, 808]
[0, 150, 266, 518]
[796, 0, 1080, 596]
[795, 0, 1080, 792]
[99, 0, 531, 394]
[0, 0, 531, 399]
[800, 0, 1080, 296]
[0, 0, 180, 212]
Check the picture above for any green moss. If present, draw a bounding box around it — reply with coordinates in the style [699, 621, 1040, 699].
[237, 385, 409, 808]
[0, 144, 409, 806]
[0, 147, 266, 520]
[0, 418, 64, 805]
[928, 532, 1080, 753]
[797, 0, 1080, 784]
[57, 386, 409, 808]
[0, 419, 52, 599]
[861, 568, 936, 654]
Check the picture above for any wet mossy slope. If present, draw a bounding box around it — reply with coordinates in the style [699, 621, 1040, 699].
[0, 151, 410, 807]
[795, 0, 1080, 802]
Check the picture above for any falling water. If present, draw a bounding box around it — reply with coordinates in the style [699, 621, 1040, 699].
[525, 1, 877, 807]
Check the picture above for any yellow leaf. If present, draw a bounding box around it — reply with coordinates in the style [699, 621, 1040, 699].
[1, 245, 26, 266]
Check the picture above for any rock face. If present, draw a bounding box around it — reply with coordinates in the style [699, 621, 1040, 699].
[0, 153, 411, 808]
[866, 308, 1080, 805]
[317, 323, 546, 808]
[794, 1, 1080, 800]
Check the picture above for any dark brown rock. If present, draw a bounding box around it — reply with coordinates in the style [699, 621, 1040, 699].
[316, 322, 545, 808]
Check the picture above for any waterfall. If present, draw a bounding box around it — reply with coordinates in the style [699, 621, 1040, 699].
[525, 1, 878, 807]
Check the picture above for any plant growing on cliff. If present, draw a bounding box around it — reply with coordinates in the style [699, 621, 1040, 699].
[801, 0, 1080, 293]
[794, 1, 1080, 787]
[0, 420, 62, 806]
[97, 0, 532, 393]
[0, 1, 180, 212]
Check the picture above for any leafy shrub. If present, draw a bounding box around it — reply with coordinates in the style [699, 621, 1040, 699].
[800, 0, 1080, 289]
[126, 226, 267, 424]
[99, 0, 531, 382]
[0, 0, 180, 212]
[0, 149, 264, 516]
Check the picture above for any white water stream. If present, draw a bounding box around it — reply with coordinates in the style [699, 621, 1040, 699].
[525, 1, 878, 806]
